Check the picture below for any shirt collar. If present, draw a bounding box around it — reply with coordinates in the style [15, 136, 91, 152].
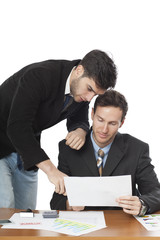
[64, 67, 75, 95]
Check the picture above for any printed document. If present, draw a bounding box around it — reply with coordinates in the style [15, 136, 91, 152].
[135, 214, 160, 231]
[2, 211, 106, 236]
[64, 175, 132, 206]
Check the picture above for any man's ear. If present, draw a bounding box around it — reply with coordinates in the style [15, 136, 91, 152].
[91, 108, 94, 121]
[75, 65, 84, 77]
[119, 118, 125, 128]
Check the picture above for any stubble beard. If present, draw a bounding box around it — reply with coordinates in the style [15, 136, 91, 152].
[70, 77, 81, 97]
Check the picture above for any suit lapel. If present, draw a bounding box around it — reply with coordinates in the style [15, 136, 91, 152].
[80, 135, 99, 176]
[102, 133, 125, 176]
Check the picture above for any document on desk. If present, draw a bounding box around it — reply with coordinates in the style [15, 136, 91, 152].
[64, 175, 132, 206]
[59, 210, 106, 227]
[2, 211, 106, 236]
[46, 211, 106, 236]
[135, 214, 160, 231]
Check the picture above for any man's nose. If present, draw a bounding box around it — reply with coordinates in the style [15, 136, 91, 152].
[102, 124, 109, 133]
[86, 92, 96, 102]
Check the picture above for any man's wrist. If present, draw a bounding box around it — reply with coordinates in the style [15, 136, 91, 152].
[138, 199, 148, 216]
[36, 159, 57, 175]
[76, 128, 87, 134]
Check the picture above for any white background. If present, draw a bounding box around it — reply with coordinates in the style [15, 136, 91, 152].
[0, 0, 160, 210]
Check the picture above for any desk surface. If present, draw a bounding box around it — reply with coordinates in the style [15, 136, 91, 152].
[1, 208, 160, 239]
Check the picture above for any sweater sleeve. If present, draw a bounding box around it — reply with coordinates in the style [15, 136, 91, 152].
[66, 101, 89, 133]
[7, 68, 56, 170]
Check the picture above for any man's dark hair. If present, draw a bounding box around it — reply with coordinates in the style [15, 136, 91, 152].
[79, 49, 117, 90]
[94, 90, 128, 121]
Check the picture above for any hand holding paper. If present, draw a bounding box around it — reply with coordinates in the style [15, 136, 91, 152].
[116, 195, 141, 215]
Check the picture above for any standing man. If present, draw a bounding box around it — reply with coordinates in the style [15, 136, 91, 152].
[0, 50, 117, 209]
[50, 90, 160, 216]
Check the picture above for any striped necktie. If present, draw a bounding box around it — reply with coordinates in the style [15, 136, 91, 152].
[97, 149, 104, 176]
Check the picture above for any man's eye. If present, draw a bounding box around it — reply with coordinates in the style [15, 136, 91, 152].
[88, 86, 92, 91]
[98, 118, 103, 122]
[110, 122, 116, 126]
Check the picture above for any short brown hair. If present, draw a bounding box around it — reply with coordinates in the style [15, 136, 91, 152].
[79, 49, 117, 90]
[94, 90, 128, 121]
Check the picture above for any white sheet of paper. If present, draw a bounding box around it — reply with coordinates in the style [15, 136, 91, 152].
[64, 175, 132, 206]
[2, 213, 49, 230]
[45, 211, 106, 236]
[45, 217, 106, 236]
[59, 211, 106, 227]
[135, 214, 160, 231]
[2, 211, 106, 236]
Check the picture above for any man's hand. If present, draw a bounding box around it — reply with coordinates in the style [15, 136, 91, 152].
[65, 128, 87, 150]
[66, 200, 85, 211]
[72, 206, 85, 211]
[116, 195, 141, 215]
[37, 160, 67, 195]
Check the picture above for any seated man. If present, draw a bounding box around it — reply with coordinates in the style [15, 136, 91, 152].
[50, 90, 160, 216]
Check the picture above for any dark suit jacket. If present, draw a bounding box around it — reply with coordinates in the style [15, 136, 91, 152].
[0, 59, 89, 170]
[50, 131, 160, 213]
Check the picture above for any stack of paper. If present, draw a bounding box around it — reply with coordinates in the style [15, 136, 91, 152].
[2, 211, 106, 236]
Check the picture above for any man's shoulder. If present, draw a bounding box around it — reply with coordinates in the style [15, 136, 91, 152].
[58, 139, 76, 153]
[59, 139, 67, 149]
[58, 135, 91, 154]
[24, 59, 80, 71]
[118, 132, 149, 148]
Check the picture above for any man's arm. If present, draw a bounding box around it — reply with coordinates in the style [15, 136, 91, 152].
[67, 102, 89, 132]
[37, 160, 67, 194]
[7, 69, 69, 194]
[117, 143, 160, 215]
[135, 143, 160, 213]
[65, 101, 89, 150]
[7, 68, 58, 170]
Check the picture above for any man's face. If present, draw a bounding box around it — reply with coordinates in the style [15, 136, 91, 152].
[70, 65, 105, 102]
[91, 106, 124, 148]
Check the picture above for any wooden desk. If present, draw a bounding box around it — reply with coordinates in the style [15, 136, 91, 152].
[1, 208, 160, 239]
